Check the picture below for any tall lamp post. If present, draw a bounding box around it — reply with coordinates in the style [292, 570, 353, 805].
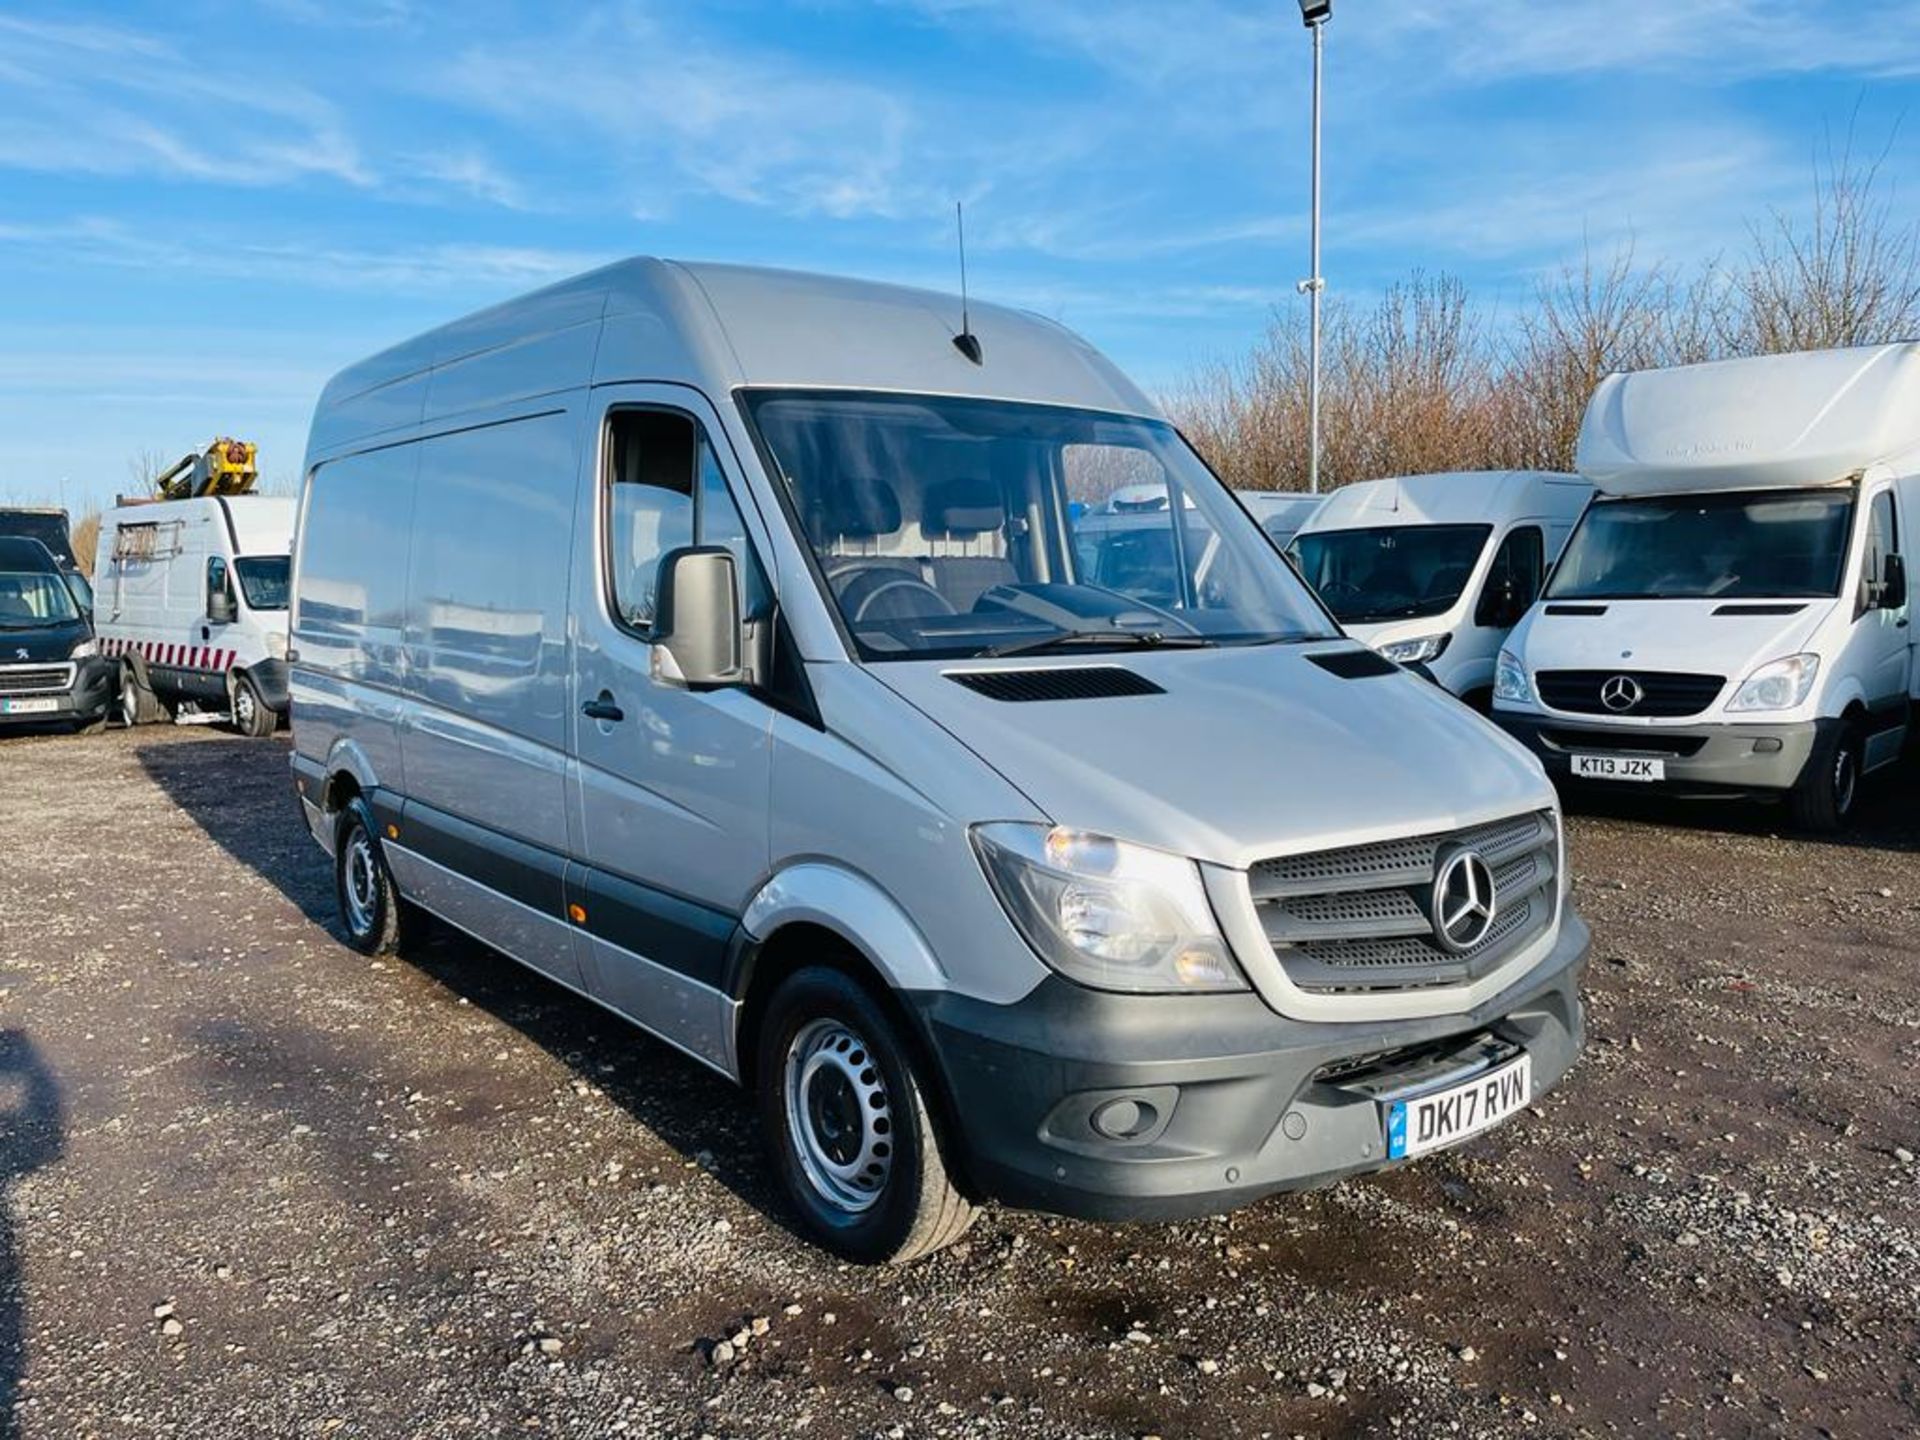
[1296, 0, 1330, 493]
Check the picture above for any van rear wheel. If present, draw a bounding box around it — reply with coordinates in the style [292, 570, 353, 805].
[334, 798, 428, 956]
[1788, 721, 1861, 833]
[756, 967, 974, 1264]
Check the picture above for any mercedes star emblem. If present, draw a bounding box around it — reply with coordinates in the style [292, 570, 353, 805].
[1431, 848, 1498, 953]
[1599, 674, 1643, 712]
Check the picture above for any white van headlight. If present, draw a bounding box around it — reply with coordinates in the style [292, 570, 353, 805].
[68, 639, 99, 659]
[1376, 633, 1448, 665]
[972, 823, 1246, 993]
[1725, 652, 1820, 712]
[1494, 649, 1533, 704]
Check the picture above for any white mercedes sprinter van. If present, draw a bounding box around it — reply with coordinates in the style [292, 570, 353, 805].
[1290, 471, 1593, 702]
[1494, 344, 1920, 831]
[291, 259, 1589, 1262]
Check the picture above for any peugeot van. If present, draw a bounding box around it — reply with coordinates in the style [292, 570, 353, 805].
[1290, 472, 1593, 702]
[291, 259, 1590, 1262]
[0, 536, 114, 734]
[1494, 344, 1920, 831]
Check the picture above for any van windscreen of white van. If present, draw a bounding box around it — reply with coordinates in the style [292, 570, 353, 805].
[744, 390, 1339, 661]
[1546, 488, 1854, 601]
[1288, 524, 1492, 623]
[234, 556, 291, 611]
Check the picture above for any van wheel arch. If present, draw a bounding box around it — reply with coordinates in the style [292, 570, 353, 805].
[734, 922, 977, 1197]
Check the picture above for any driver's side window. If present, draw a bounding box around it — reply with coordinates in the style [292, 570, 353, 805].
[1475, 526, 1543, 627]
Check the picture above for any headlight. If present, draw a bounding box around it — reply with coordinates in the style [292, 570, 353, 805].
[1725, 652, 1820, 712]
[1375, 633, 1449, 666]
[69, 639, 98, 659]
[971, 823, 1245, 993]
[1494, 649, 1533, 704]
[265, 631, 288, 660]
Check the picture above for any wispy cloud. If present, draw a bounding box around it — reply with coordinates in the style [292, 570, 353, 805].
[0, 14, 370, 187]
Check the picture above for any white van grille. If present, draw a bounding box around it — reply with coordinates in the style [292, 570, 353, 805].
[1249, 810, 1558, 993]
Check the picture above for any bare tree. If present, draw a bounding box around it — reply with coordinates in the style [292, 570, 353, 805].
[125, 447, 173, 497]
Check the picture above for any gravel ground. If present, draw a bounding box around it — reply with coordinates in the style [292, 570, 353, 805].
[1, 725, 1917, 1440]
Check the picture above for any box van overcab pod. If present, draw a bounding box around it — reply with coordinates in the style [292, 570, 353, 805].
[0, 536, 115, 734]
[1492, 343, 1920, 831]
[1289, 471, 1594, 702]
[94, 494, 295, 736]
[291, 259, 1590, 1263]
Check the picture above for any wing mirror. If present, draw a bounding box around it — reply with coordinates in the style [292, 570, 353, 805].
[1881, 552, 1907, 611]
[651, 546, 744, 688]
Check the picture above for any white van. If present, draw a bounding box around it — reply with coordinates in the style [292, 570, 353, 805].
[291, 259, 1589, 1262]
[1237, 490, 1324, 550]
[1289, 471, 1593, 701]
[94, 494, 295, 736]
[1493, 343, 1920, 831]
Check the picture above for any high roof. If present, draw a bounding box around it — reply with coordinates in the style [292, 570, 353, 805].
[1576, 342, 1920, 495]
[1296, 470, 1587, 531]
[308, 258, 1159, 460]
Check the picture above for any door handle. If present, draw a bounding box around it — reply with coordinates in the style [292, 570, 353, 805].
[582, 692, 625, 723]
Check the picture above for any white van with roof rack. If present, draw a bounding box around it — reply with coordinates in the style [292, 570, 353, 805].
[1290, 471, 1593, 701]
[1492, 343, 1920, 830]
[291, 258, 1590, 1263]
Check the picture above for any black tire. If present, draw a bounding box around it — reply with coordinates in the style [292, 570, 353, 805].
[1788, 721, 1861, 833]
[755, 966, 974, 1265]
[231, 673, 278, 738]
[333, 798, 428, 956]
[118, 662, 169, 726]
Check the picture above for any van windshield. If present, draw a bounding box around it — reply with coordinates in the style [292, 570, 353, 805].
[1288, 524, 1492, 623]
[743, 391, 1338, 660]
[235, 555, 291, 611]
[0, 568, 80, 628]
[1547, 488, 1854, 601]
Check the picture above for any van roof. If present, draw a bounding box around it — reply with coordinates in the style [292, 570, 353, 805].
[106, 494, 296, 556]
[1296, 471, 1586, 532]
[309, 258, 1160, 460]
[1576, 341, 1920, 495]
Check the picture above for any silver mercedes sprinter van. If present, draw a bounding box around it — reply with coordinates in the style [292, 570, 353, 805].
[291, 259, 1589, 1262]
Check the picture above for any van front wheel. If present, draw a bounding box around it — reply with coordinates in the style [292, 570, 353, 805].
[756, 967, 974, 1264]
[231, 673, 277, 738]
[1788, 721, 1861, 833]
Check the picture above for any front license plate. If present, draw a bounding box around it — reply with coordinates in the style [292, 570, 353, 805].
[0, 697, 58, 715]
[1386, 1053, 1532, 1160]
[1571, 753, 1664, 782]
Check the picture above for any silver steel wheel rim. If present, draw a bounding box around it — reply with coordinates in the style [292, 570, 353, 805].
[783, 1018, 894, 1215]
[343, 829, 379, 936]
[117, 680, 136, 726]
[234, 684, 256, 729]
[1834, 746, 1857, 814]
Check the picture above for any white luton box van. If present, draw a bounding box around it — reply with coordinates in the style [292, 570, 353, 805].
[291, 258, 1589, 1262]
[1493, 343, 1920, 830]
[94, 494, 296, 735]
[1290, 471, 1593, 701]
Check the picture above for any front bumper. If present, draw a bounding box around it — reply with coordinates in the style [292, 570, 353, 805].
[0, 656, 116, 728]
[1495, 713, 1825, 795]
[911, 913, 1589, 1222]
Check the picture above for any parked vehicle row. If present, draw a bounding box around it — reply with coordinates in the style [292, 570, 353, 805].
[287, 259, 1591, 1264]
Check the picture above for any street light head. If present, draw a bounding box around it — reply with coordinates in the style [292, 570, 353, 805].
[1298, 0, 1332, 26]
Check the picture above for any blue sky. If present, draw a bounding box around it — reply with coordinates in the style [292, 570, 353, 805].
[3, 0, 1919, 510]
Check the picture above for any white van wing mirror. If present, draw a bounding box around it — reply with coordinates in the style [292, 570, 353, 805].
[652, 546, 744, 688]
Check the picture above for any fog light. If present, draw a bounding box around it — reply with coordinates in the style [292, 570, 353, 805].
[1091, 1097, 1159, 1140]
[1752, 737, 1783, 754]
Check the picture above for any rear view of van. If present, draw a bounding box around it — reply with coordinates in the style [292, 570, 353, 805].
[292, 259, 1590, 1262]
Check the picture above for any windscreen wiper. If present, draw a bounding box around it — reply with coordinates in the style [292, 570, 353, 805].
[983, 626, 1213, 659]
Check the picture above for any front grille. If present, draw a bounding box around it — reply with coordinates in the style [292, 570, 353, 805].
[1536, 669, 1725, 718]
[1250, 810, 1558, 994]
[0, 663, 74, 696]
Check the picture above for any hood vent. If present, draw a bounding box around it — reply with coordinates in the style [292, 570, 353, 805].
[947, 666, 1165, 702]
[1307, 648, 1401, 679]
[1545, 604, 1608, 616]
[1712, 602, 1807, 617]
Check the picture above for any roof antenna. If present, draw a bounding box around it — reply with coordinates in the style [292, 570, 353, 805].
[952, 201, 983, 365]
